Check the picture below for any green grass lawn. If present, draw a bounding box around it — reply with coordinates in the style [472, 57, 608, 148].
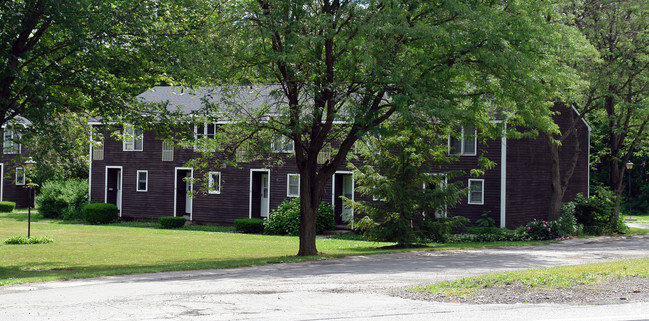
[626, 214, 649, 223]
[410, 258, 649, 297]
[0, 211, 555, 286]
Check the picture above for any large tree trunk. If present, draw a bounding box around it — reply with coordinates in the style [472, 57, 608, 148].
[546, 107, 582, 221]
[297, 162, 325, 256]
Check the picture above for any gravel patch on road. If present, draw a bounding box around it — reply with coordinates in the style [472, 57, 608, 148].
[400, 276, 649, 305]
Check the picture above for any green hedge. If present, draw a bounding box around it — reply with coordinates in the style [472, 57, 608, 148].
[83, 203, 118, 224]
[36, 179, 88, 219]
[0, 201, 15, 213]
[234, 218, 265, 234]
[159, 216, 186, 229]
[4, 236, 53, 245]
[264, 198, 335, 236]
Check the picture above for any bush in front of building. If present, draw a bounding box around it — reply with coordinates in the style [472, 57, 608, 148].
[36, 179, 88, 219]
[234, 218, 265, 234]
[264, 198, 335, 236]
[83, 203, 118, 224]
[0, 201, 15, 212]
[159, 216, 187, 229]
[569, 190, 627, 235]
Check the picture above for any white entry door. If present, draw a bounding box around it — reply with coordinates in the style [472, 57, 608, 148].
[342, 175, 353, 222]
[116, 170, 122, 212]
[260, 173, 269, 218]
[185, 172, 192, 214]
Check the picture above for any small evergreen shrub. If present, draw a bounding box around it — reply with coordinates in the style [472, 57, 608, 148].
[234, 218, 265, 234]
[83, 203, 118, 224]
[4, 236, 53, 245]
[0, 201, 15, 212]
[571, 191, 627, 234]
[264, 198, 335, 236]
[159, 216, 186, 229]
[36, 179, 88, 219]
[422, 216, 470, 243]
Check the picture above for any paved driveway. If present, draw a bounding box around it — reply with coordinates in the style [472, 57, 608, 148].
[3, 235, 649, 321]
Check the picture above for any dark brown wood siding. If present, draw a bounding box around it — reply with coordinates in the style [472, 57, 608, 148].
[0, 130, 31, 207]
[505, 107, 590, 228]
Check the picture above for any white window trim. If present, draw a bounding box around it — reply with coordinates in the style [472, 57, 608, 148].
[162, 141, 174, 161]
[287, 173, 300, 197]
[448, 126, 477, 156]
[123, 125, 143, 151]
[3, 128, 20, 155]
[136, 170, 148, 192]
[468, 179, 484, 205]
[208, 171, 221, 194]
[16, 167, 25, 185]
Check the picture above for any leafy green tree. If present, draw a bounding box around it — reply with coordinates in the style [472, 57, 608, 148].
[0, 0, 197, 128]
[351, 115, 473, 245]
[567, 0, 649, 219]
[162, 0, 589, 256]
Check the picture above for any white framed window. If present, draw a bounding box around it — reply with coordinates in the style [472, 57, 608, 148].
[162, 141, 174, 161]
[92, 141, 104, 160]
[123, 125, 143, 151]
[208, 171, 221, 194]
[194, 123, 218, 151]
[317, 144, 332, 164]
[468, 179, 484, 205]
[271, 136, 294, 153]
[449, 125, 476, 156]
[136, 170, 148, 192]
[287, 174, 300, 197]
[15, 167, 25, 185]
[424, 173, 448, 217]
[3, 128, 20, 154]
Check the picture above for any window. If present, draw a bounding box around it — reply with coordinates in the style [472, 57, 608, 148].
[208, 171, 221, 194]
[271, 136, 294, 153]
[137, 170, 148, 192]
[92, 141, 104, 160]
[317, 144, 332, 164]
[287, 174, 300, 197]
[162, 141, 174, 161]
[15, 167, 25, 185]
[194, 123, 218, 151]
[449, 125, 476, 156]
[123, 125, 143, 151]
[468, 179, 484, 205]
[424, 174, 448, 217]
[3, 128, 20, 154]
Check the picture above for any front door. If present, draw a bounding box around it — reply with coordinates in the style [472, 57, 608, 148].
[341, 175, 353, 222]
[260, 173, 269, 218]
[176, 169, 192, 217]
[106, 168, 122, 213]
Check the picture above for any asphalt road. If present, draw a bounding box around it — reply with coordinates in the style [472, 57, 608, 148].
[3, 234, 649, 321]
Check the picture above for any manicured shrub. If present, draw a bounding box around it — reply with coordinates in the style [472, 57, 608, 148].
[4, 236, 53, 245]
[83, 203, 118, 224]
[234, 218, 265, 234]
[264, 198, 335, 236]
[0, 201, 15, 212]
[159, 216, 186, 229]
[571, 191, 627, 235]
[36, 179, 88, 219]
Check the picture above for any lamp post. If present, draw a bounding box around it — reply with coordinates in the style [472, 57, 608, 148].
[24, 158, 36, 238]
[626, 161, 634, 217]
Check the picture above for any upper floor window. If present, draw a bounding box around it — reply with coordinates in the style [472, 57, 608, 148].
[15, 167, 25, 185]
[92, 141, 104, 160]
[271, 136, 294, 153]
[208, 171, 221, 194]
[162, 141, 174, 161]
[123, 125, 143, 151]
[287, 174, 300, 197]
[468, 179, 484, 205]
[3, 128, 20, 154]
[195, 123, 218, 140]
[449, 125, 476, 156]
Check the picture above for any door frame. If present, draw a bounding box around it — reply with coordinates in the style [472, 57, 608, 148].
[104, 166, 123, 217]
[174, 167, 193, 220]
[249, 169, 270, 218]
[332, 171, 354, 224]
[0, 163, 4, 202]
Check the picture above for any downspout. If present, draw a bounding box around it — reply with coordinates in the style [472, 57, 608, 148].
[500, 121, 507, 228]
[88, 126, 93, 204]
